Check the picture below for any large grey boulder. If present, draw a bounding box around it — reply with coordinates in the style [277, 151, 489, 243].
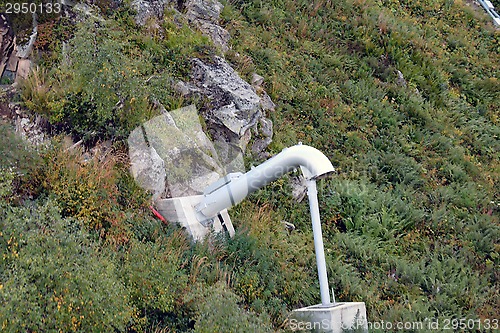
[191, 56, 261, 115]
[184, 0, 230, 51]
[131, 0, 172, 26]
[128, 105, 233, 199]
[128, 127, 167, 200]
[175, 56, 275, 157]
[191, 56, 261, 150]
[184, 0, 223, 22]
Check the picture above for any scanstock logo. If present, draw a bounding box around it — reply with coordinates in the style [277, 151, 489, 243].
[128, 105, 245, 198]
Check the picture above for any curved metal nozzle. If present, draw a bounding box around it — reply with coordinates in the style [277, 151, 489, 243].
[195, 144, 335, 220]
[284, 144, 335, 180]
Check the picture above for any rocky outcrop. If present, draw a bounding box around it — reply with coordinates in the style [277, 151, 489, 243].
[0, 15, 14, 80]
[191, 56, 261, 140]
[176, 56, 274, 161]
[1, 90, 48, 146]
[1, 16, 44, 144]
[3, 0, 276, 200]
[130, 0, 173, 26]
[0, 14, 35, 84]
[128, 105, 234, 198]
[130, 0, 275, 162]
[131, 0, 231, 52]
[184, 0, 230, 52]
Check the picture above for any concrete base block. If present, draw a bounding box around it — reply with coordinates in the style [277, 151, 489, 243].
[289, 302, 368, 333]
[156, 196, 235, 241]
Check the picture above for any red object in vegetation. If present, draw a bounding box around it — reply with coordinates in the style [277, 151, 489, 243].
[150, 206, 168, 224]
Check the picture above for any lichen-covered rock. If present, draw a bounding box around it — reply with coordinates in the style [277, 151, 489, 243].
[128, 105, 234, 198]
[184, 0, 230, 51]
[258, 117, 273, 138]
[197, 21, 230, 52]
[128, 127, 167, 200]
[184, 0, 223, 22]
[251, 116, 273, 159]
[131, 0, 173, 26]
[259, 91, 276, 112]
[188, 56, 275, 156]
[251, 137, 272, 159]
[191, 56, 261, 143]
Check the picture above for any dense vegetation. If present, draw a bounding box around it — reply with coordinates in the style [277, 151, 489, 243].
[1, 0, 499, 332]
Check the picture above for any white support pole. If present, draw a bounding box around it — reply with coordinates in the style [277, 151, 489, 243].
[306, 178, 332, 306]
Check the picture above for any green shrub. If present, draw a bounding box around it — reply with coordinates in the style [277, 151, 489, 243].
[0, 200, 134, 332]
[118, 233, 190, 331]
[185, 282, 273, 333]
[36, 145, 121, 231]
[0, 123, 42, 200]
[0, 168, 14, 198]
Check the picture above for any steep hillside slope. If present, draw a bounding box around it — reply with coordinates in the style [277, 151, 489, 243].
[222, 0, 500, 324]
[0, 0, 498, 332]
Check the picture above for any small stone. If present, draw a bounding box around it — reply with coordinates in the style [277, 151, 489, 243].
[282, 221, 296, 232]
[251, 137, 272, 158]
[260, 91, 276, 112]
[251, 73, 264, 87]
[395, 69, 407, 87]
[290, 175, 307, 202]
[6, 53, 18, 72]
[259, 117, 273, 138]
[130, 0, 171, 26]
[16, 59, 31, 81]
[20, 117, 29, 127]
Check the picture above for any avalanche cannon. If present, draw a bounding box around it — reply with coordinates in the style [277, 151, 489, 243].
[156, 144, 368, 332]
[205, 144, 334, 303]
